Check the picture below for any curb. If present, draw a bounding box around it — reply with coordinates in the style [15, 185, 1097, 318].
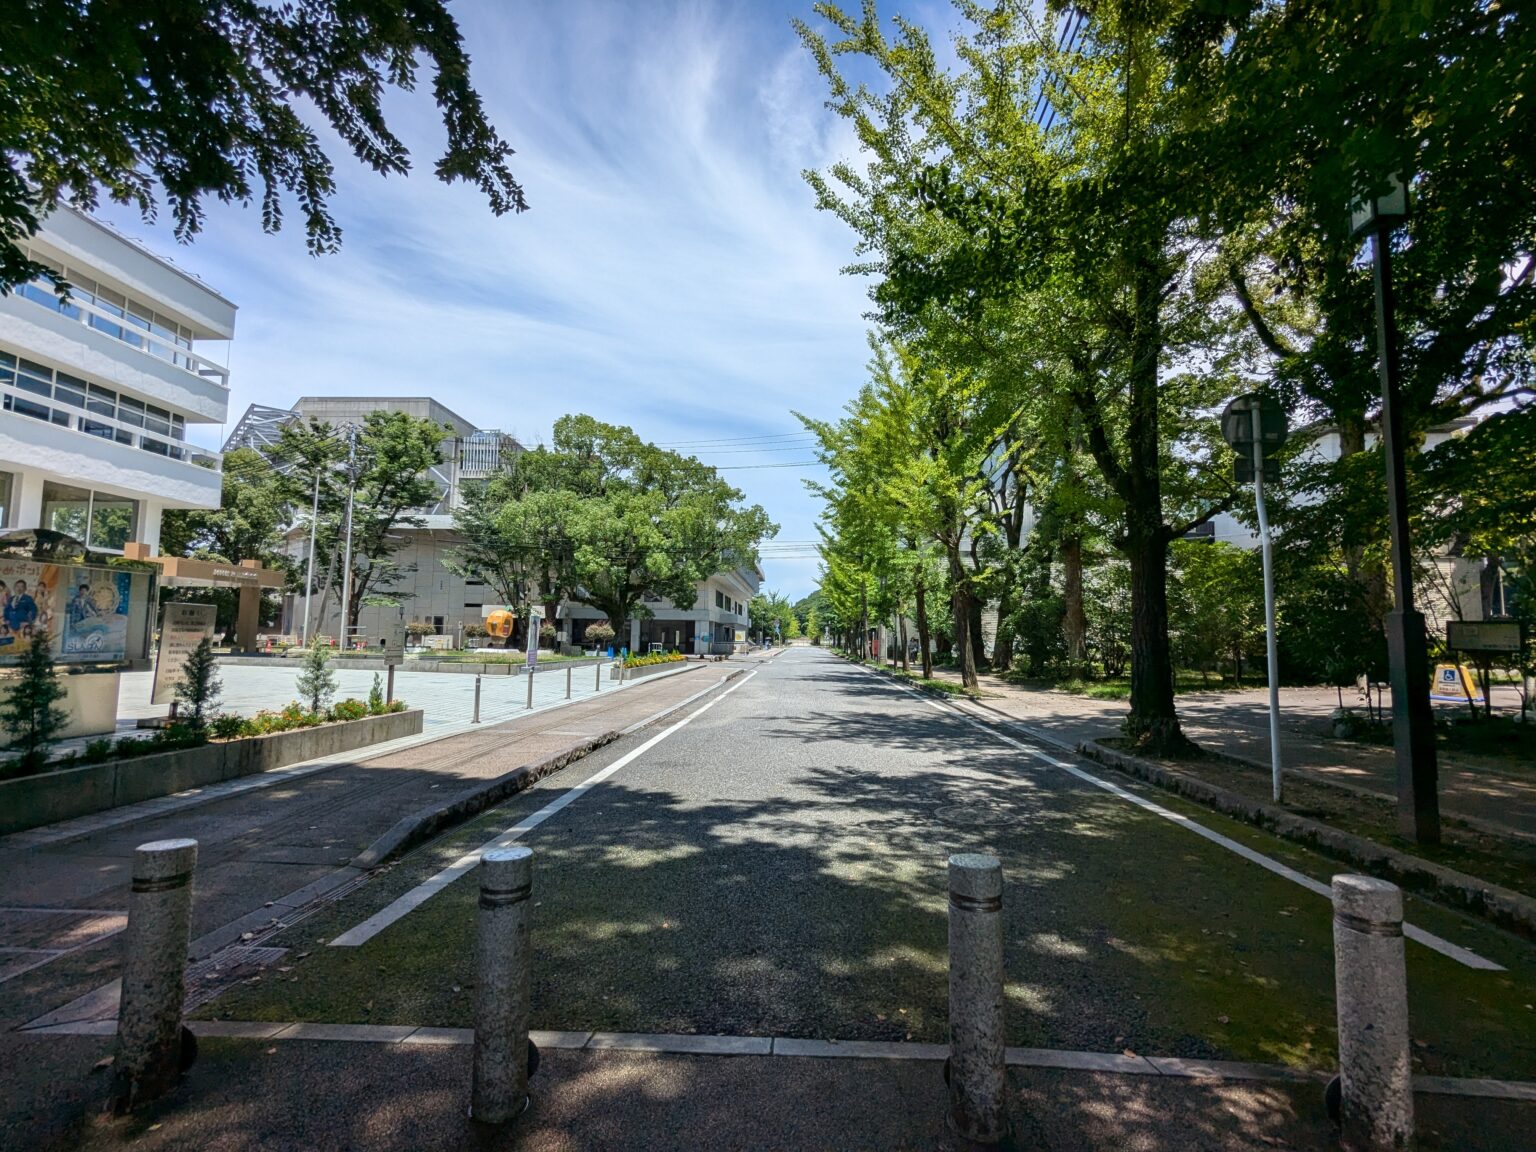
[348, 667, 747, 870]
[1078, 738, 1536, 940]
[349, 733, 622, 869]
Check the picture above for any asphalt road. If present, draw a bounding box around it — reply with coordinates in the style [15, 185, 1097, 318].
[207, 646, 1536, 1079]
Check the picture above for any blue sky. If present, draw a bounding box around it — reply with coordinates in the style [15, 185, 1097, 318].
[93, 0, 961, 601]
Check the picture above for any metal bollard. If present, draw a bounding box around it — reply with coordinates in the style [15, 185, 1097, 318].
[113, 838, 198, 1112]
[473, 674, 482, 723]
[386, 664, 396, 705]
[566, 665, 572, 700]
[472, 847, 534, 1124]
[1332, 875, 1414, 1151]
[526, 668, 534, 710]
[595, 661, 602, 693]
[947, 853, 1007, 1145]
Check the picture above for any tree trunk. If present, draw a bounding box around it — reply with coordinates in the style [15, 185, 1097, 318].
[969, 595, 987, 672]
[990, 587, 1015, 672]
[899, 615, 909, 672]
[949, 546, 978, 690]
[1061, 535, 1088, 676]
[915, 577, 933, 679]
[1121, 256, 1188, 753]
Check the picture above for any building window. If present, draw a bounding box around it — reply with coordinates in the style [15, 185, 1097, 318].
[0, 472, 14, 530]
[40, 481, 138, 552]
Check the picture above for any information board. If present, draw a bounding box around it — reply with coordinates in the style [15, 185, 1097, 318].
[1446, 619, 1522, 654]
[152, 603, 217, 705]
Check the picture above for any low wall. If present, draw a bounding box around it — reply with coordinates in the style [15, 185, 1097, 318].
[612, 659, 691, 681]
[0, 708, 424, 836]
[0, 671, 120, 739]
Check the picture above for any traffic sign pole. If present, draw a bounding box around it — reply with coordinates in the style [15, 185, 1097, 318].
[1251, 407, 1284, 803]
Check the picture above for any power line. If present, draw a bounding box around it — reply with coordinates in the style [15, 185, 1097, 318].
[712, 460, 828, 470]
[653, 432, 816, 448]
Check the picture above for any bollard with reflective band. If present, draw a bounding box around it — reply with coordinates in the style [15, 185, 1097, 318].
[472, 847, 534, 1124]
[947, 853, 1007, 1145]
[1332, 874, 1414, 1151]
[113, 838, 198, 1112]
[473, 674, 482, 723]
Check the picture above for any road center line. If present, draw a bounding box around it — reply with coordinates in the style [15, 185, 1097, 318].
[329, 669, 761, 948]
[850, 663, 1504, 972]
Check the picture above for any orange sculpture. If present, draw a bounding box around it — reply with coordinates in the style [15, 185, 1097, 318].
[485, 609, 516, 639]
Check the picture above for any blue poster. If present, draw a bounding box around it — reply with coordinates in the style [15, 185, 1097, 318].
[60, 568, 131, 660]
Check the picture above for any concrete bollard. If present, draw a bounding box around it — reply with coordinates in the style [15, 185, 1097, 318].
[113, 838, 198, 1112]
[1332, 875, 1415, 1151]
[473, 674, 482, 723]
[947, 853, 1007, 1145]
[526, 668, 534, 710]
[472, 847, 534, 1124]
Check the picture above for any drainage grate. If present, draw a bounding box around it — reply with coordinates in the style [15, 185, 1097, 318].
[184, 945, 288, 1012]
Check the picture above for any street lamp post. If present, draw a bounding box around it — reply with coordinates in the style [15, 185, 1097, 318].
[337, 424, 361, 651]
[1352, 176, 1440, 845]
[299, 469, 321, 646]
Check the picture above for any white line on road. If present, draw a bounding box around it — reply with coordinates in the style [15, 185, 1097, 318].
[851, 663, 1504, 972]
[329, 669, 761, 948]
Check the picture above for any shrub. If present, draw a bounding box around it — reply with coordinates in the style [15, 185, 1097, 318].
[0, 631, 69, 772]
[210, 714, 247, 740]
[385, 698, 407, 713]
[368, 673, 385, 713]
[623, 650, 686, 669]
[585, 622, 615, 648]
[295, 636, 338, 714]
[155, 721, 207, 750]
[330, 698, 368, 722]
[174, 636, 222, 729]
[539, 622, 557, 648]
[83, 737, 115, 763]
[113, 736, 151, 759]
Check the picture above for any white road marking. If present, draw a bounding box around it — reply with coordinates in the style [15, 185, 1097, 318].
[850, 662, 1505, 972]
[329, 670, 761, 947]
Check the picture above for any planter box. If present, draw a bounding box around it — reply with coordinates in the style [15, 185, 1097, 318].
[0, 708, 424, 835]
[0, 670, 121, 739]
[612, 660, 689, 681]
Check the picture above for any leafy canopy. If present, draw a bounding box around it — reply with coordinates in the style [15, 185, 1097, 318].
[1, 0, 526, 290]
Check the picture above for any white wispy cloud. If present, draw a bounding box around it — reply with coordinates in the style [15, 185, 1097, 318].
[95, 0, 899, 598]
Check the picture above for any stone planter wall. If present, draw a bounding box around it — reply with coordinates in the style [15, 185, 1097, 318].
[0, 708, 424, 836]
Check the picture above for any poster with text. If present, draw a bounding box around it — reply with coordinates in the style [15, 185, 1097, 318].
[60, 568, 131, 661]
[0, 559, 61, 660]
[153, 602, 217, 705]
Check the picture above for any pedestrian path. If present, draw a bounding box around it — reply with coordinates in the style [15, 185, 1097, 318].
[921, 667, 1536, 841]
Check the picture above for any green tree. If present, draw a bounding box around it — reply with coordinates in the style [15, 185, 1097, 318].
[3, 0, 525, 292]
[174, 636, 222, 729]
[295, 637, 338, 715]
[1, 632, 68, 771]
[484, 416, 775, 640]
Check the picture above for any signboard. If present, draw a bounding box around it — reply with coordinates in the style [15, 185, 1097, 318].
[380, 622, 406, 667]
[1221, 394, 1288, 485]
[1430, 663, 1484, 705]
[153, 603, 217, 705]
[0, 559, 136, 664]
[525, 605, 544, 670]
[1446, 620, 1522, 655]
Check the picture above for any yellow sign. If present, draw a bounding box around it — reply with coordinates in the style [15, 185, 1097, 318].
[1429, 663, 1484, 704]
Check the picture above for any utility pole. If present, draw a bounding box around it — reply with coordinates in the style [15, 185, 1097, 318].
[300, 468, 321, 646]
[337, 424, 360, 650]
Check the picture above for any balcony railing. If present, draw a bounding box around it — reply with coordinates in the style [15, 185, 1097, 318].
[0, 373, 220, 470]
[13, 281, 230, 389]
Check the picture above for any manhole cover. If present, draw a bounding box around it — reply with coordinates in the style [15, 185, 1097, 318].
[933, 804, 1016, 829]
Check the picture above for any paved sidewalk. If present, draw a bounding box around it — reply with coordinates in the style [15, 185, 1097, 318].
[922, 668, 1536, 840]
[10, 1030, 1529, 1151]
[0, 663, 737, 1030]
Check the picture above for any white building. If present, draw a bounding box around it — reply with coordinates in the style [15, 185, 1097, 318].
[0, 205, 233, 552]
[226, 396, 762, 653]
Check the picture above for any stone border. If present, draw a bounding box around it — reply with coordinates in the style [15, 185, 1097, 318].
[21, 1018, 1536, 1101]
[1078, 739, 1536, 940]
[0, 710, 424, 836]
[350, 733, 620, 868]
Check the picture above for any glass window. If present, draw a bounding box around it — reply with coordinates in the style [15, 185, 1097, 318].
[0, 472, 13, 530]
[54, 372, 86, 409]
[80, 418, 116, 440]
[89, 493, 137, 551]
[6, 393, 52, 422]
[116, 395, 145, 427]
[86, 383, 115, 418]
[41, 481, 91, 541]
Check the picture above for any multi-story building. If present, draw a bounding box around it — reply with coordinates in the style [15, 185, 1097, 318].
[226, 395, 763, 652]
[0, 205, 232, 553]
